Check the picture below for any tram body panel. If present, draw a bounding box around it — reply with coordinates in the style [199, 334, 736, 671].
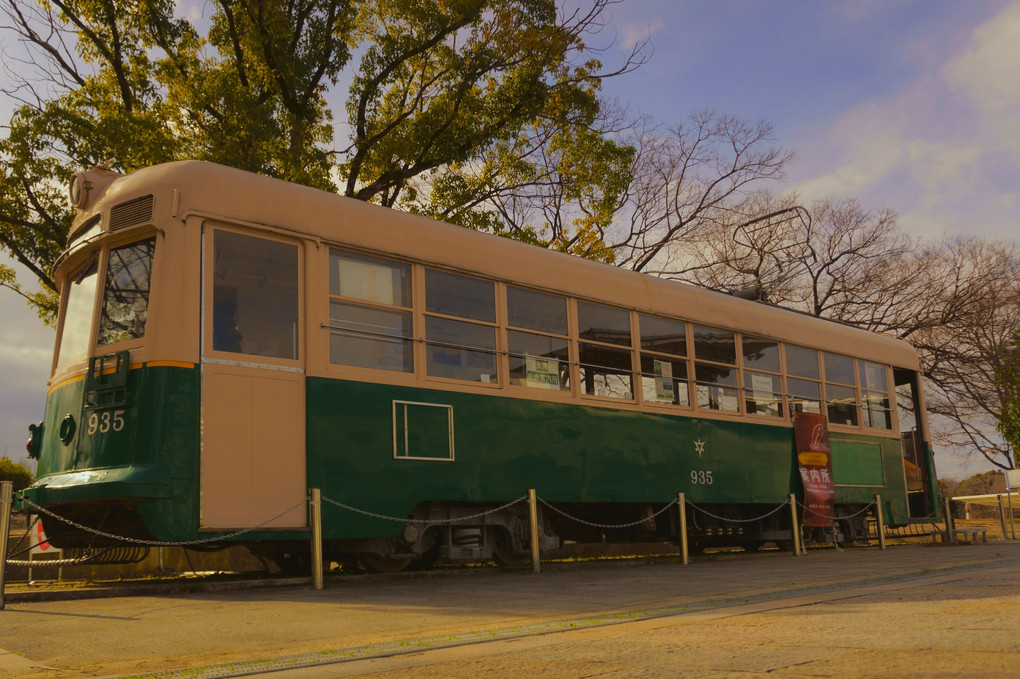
[19, 160, 938, 560]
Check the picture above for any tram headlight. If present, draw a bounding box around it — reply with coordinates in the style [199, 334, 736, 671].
[68, 171, 89, 209]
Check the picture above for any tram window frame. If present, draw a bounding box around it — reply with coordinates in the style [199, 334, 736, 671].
[860, 360, 893, 430]
[506, 286, 570, 392]
[638, 314, 690, 407]
[787, 377, 822, 415]
[423, 268, 499, 384]
[693, 325, 739, 413]
[97, 237, 156, 347]
[576, 301, 634, 400]
[327, 249, 414, 373]
[785, 345, 822, 415]
[208, 229, 301, 363]
[54, 254, 100, 374]
[823, 352, 859, 427]
[741, 335, 783, 418]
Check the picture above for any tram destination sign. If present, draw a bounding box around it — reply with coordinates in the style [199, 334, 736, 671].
[794, 413, 835, 528]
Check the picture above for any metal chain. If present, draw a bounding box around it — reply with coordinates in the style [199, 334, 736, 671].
[6, 555, 120, 568]
[321, 495, 527, 525]
[796, 499, 876, 521]
[688, 500, 790, 524]
[538, 498, 678, 529]
[14, 492, 309, 548]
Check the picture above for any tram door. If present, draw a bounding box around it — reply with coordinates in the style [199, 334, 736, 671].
[199, 226, 307, 530]
[895, 368, 935, 518]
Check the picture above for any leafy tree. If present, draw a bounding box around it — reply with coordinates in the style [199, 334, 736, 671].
[1, 0, 641, 321]
[0, 455, 34, 492]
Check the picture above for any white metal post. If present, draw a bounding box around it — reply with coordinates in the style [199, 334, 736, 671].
[998, 494, 1008, 540]
[310, 488, 323, 590]
[874, 494, 886, 551]
[944, 496, 955, 544]
[677, 492, 689, 566]
[528, 489, 541, 574]
[789, 493, 802, 557]
[0, 481, 12, 610]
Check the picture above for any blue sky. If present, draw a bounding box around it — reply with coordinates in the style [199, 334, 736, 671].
[2, 0, 1018, 478]
[598, 0, 1018, 246]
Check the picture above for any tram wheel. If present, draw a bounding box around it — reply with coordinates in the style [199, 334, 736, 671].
[408, 545, 441, 571]
[273, 551, 310, 576]
[492, 528, 530, 566]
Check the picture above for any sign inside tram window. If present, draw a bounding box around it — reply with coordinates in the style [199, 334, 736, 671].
[526, 356, 560, 390]
[793, 412, 835, 527]
[654, 359, 674, 401]
[752, 372, 773, 403]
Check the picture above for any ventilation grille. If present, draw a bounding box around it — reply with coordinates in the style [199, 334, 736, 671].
[109, 195, 154, 231]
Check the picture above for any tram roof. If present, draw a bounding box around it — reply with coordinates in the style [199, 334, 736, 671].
[100, 160, 921, 371]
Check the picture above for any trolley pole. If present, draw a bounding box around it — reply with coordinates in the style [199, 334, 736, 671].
[874, 494, 886, 551]
[677, 492, 689, 566]
[309, 488, 323, 591]
[788, 493, 802, 557]
[527, 489, 541, 574]
[1, 481, 12, 610]
[998, 495, 1008, 541]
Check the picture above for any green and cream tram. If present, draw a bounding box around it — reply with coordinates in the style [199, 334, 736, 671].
[22, 161, 941, 569]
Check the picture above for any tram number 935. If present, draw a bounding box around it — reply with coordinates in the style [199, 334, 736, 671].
[690, 470, 714, 485]
[87, 409, 126, 436]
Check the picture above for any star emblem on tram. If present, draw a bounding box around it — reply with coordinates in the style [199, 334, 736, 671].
[694, 439, 706, 458]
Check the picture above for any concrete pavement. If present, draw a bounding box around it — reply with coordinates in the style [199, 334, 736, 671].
[2, 542, 1019, 678]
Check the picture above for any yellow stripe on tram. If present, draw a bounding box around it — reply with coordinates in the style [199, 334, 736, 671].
[47, 360, 197, 395]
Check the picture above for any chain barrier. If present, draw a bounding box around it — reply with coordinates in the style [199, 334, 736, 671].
[795, 499, 876, 522]
[687, 499, 790, 524]
[538, 497, 678, 530]
[876, 505, 949, 540]
[5, 554, 127, 568]
[6, 490, 913, 572]
[321, 494, 528, 525]
[9, 491, 310, 567]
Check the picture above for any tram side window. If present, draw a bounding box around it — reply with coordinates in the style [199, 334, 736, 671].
[328, 250, 413, 372]
[785, 345, 821, 414]
[742, 335, 782, 417]
[507, 287, 569, 391]
[55, 257, 99, 372]
[693, 325, 738, 412]
[860, 360, 892, 429]
[424, 269, 497, 383]
[578, 301, 633, 399]
[824, 352, 858, 426]
[639, 314, 689, 406]
[98, 238, 156, 345]
[212, 231, 299, 360]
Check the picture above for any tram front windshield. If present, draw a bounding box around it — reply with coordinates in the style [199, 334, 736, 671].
[53, 238, 156, 374]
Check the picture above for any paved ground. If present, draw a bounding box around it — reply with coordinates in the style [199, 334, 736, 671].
[2, 541, 1019, 678]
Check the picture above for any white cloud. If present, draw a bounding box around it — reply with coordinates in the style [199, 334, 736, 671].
[944, 2, 1020, 119]
[790, 3, 1020, 242]
[619, 19, 664, 51]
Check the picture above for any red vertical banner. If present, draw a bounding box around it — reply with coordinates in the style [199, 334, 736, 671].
[794, 412, 835, 528]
